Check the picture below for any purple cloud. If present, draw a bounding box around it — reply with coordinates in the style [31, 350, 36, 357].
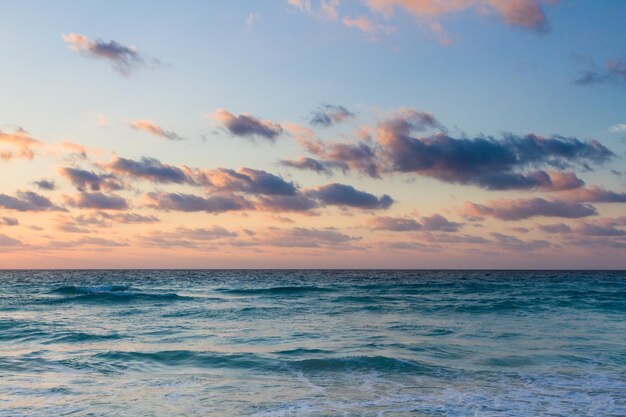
[290, 109, 612, 191]
[463, 198, 597, 221]
[108, 157, 189, 184]
[306, 183, 393, 209]
[145, 192, 251, 213]
[33, 179, 56, 191]
[62, 33, 157, 75]
[215, 109, 282, 141]
[310, 104, 354, 127]
[575, 57, 626, 86]
[368, 216, 422, 231]
[67, 192, 129, 210]
[421, 214, 463, 232]
[0, 191, 65, 212]
[60, 167, 123, 191]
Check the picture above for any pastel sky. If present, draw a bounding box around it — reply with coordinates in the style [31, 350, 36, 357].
[1, 0, 625, 269]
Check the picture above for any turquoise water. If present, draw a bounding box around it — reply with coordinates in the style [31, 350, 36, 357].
[0, 270, 625, 416]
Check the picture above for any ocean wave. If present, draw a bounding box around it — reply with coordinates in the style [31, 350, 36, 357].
[45, 285, 192, 304]
[86, 350, 435, 375]
[53, 285, 135, 295]
[217, 286, 335, 296]
[293, 356, 434, 373]
[90, 350, 267, 371]
[272, 348, 334, 355]
[42, 332, 123, 344]
[0, 324, 49, 343]
[0, 323, 121, 345]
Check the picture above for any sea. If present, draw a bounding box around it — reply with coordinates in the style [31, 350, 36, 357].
[0, 270, 624, 416]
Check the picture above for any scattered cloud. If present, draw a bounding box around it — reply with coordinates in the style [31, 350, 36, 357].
[288, 0, 555, 43]
[367, 214, 462, 233]
[425, 233, 490, 244]
[59, 167, 124, 191]
[575, 57, 626, 86]
[100, 154, 392, 213]
[174, 226, 237, 239]
[575, 221, 626, 237]
[56, 219, 90, 234]
[545, 172, 585, 191]
[0, 217, 19, 226]
[380, 241, 434, 250]
[560, 186, 626, 203]
[0, 90, 620, 265]
[62, 33, 157, 75]
[292, 108, 613, 190]
[56, 211, 159, 232]
[253, 227, 360, 248]
[535, 218, 626, 241]
[491, 232, 550, 251]
[140, 226, 237, 248]
[280, 156, 338, 175]
[56, 141, 89, 160]
[48, 237, 129, 249]
[76, 211, 158, 226]
[306, 183, 393, 209]
[363, 0, 553, 32]
[145, 192, 252, 213]
[96, 212, 159, 224]
[0, 234, 21, 247]
[536, 222, 571, 234]
[0, 128, 42, 161]
[310, 104, 355, 127]
[107, 157, 189, 184]
[66, 192, 129, 210]
[196, 168, 298, 196]
[286, 122, 378, 177]
[421, 214, 463, 232]
[462, 198, 597, 221]
[321, 0, 341, 19]
[34, 179, 56, 191]
[288, 0, 312, 13]
[567, 236, 626, 251]
[0, 191, 65, 212]
[368, 216, 422, 231]
[343, 15, 378, 35]
[375, 110, 611, 189]
[214, 109, 283, 142]
[131, 120, 185, 141]
[256, 194, 319, 212]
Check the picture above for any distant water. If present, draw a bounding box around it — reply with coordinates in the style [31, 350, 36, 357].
[1, 270, 625, 416]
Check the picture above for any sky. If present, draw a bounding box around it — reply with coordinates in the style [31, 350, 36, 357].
[1, 0, 625, 269]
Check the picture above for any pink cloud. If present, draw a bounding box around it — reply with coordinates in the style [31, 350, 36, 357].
[462, 198, 597, 221]
[130, 120, 184, 141]
[558, 186, 626, 203]
[288, 0, 312, 13]
[62, 33, 154, 75]
[343, 15, 377, 33]
[364, 0, 552, 31]
[0, 128, 42, 160]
